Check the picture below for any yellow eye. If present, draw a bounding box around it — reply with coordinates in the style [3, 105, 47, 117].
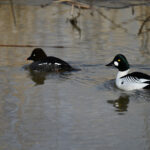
[118, 59, 121, 62]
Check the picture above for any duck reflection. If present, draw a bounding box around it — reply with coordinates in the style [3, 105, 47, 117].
[107, 95, 130, 114]
[23, 64, 46, 85]
[28, 70, 72, 85]
[28, 71, 48, 85]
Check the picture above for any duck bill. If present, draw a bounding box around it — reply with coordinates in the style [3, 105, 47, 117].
[106, 61, 114, 67]
[27, 56, 32, 60]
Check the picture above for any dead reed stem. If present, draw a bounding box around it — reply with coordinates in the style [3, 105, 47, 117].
[9, 0, 16, 26]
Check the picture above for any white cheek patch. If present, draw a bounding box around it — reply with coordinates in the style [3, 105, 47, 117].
[55, 63, 61, 66]
[114, 61, 119, 66]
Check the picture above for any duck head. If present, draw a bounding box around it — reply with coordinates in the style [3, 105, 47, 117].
[27, 48, 47, 62]
[106, 54, 130, 71]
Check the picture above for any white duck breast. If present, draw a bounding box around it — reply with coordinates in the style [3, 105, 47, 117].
[116, 71, 150, 91]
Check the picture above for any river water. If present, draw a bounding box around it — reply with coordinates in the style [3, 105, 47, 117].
[0, 1, 150, 150]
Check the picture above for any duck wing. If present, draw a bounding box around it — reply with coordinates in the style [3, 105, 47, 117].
[121, 72, 150, 83]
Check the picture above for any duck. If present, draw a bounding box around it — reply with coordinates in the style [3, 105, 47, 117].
[106, 54, 150, 91]
[27, 48, 75, 72]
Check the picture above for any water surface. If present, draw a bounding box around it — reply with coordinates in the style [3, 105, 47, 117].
[0, 1, 150, 150]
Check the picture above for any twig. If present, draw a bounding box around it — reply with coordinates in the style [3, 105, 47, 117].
[138, 16, 150, 35]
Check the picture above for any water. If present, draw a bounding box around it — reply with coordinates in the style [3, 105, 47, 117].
[0, 1, 150, 150]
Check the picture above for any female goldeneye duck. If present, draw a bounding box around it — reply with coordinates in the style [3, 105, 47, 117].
[27, 48, 75, 72]
[106, 54, 150, 91]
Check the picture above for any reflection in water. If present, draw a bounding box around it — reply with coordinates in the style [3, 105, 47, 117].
[107, 95, 130, 114]
[23, 64, 47, 85]
[67, 12, 81, 37]
[28, 70, 73, 85]
[28, 71, 47, 85]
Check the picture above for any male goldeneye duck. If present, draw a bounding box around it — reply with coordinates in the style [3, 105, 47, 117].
[106, 54, 150, 91]
[27, 48, 75, 72]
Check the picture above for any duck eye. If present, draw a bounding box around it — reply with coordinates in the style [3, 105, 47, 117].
[118, 59, 121, 62]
